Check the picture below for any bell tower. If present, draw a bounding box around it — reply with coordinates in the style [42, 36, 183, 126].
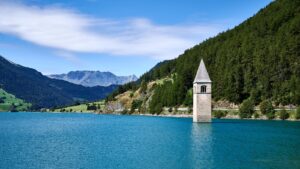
[193, 59, 212, 122]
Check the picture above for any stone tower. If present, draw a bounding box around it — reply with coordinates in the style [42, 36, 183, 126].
[193, 59, 212, 122]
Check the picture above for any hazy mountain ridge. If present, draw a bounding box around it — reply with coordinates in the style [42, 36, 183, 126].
[48, 71, 137, 87]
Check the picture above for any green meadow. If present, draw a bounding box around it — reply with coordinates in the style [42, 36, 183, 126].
[0, 89, 31, 112]
[53, 100, 105, 113]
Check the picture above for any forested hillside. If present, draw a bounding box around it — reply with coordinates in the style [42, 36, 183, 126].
[108, 0, 300, 111]
[0, 56, 117, 109]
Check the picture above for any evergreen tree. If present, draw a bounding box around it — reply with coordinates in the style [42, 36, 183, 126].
[296, 107, 300, 120]
[239, 99, 255, 119]
[140, 80, 147, 94]
[260, 100, 274, 115]
[279, 108, 289, 120]
[0, 97, 4, 104]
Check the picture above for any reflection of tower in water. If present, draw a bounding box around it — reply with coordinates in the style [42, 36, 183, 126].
[189, 123, 213, 168]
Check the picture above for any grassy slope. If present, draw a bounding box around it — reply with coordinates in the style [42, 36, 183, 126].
[53, 101, 105, 113]
[0, 89, 31, 111]
[106, 77, 175, 112]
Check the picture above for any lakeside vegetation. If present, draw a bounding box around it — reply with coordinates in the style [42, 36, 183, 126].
[51, 101, 300, 121]
[212, 107, 300, 120]
[49, 101, 105, 113]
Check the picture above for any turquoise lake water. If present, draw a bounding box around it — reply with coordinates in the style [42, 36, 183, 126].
[0, 112, 300, 169]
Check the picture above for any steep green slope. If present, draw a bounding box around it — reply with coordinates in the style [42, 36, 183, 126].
[0, 88, 31, 111]
[108, 0, 300, 110]
[0, 56, 118, 109]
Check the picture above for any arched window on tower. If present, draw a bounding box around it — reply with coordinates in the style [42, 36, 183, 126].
[200, 85, 206, 93]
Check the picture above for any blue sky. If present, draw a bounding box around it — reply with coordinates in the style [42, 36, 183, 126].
[0, 0, 272, 76]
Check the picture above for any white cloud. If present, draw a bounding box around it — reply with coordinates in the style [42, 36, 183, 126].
[0, 2, 223, 60]
[54, 50, 81, 64]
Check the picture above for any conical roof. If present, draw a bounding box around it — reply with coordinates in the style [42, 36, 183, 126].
[193, 59, 211, 83]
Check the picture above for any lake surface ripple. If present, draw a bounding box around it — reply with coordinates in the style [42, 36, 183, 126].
[0, 113, 300, 169]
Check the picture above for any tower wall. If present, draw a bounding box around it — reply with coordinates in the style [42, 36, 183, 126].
[193, 83, 211, 122]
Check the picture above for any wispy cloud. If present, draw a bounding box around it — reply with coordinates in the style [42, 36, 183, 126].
[0, 2, 223, 60]
[54, 50, 82, 64]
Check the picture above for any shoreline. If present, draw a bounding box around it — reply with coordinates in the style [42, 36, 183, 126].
[133, 113, 300, 121]
[1, 111, 299, 121]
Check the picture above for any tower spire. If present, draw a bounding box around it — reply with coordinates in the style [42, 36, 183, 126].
[194, 59, 211, 83]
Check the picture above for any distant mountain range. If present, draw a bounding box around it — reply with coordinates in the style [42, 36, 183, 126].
[48, 71, 137, 87]
[0, 56, 117, 109]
